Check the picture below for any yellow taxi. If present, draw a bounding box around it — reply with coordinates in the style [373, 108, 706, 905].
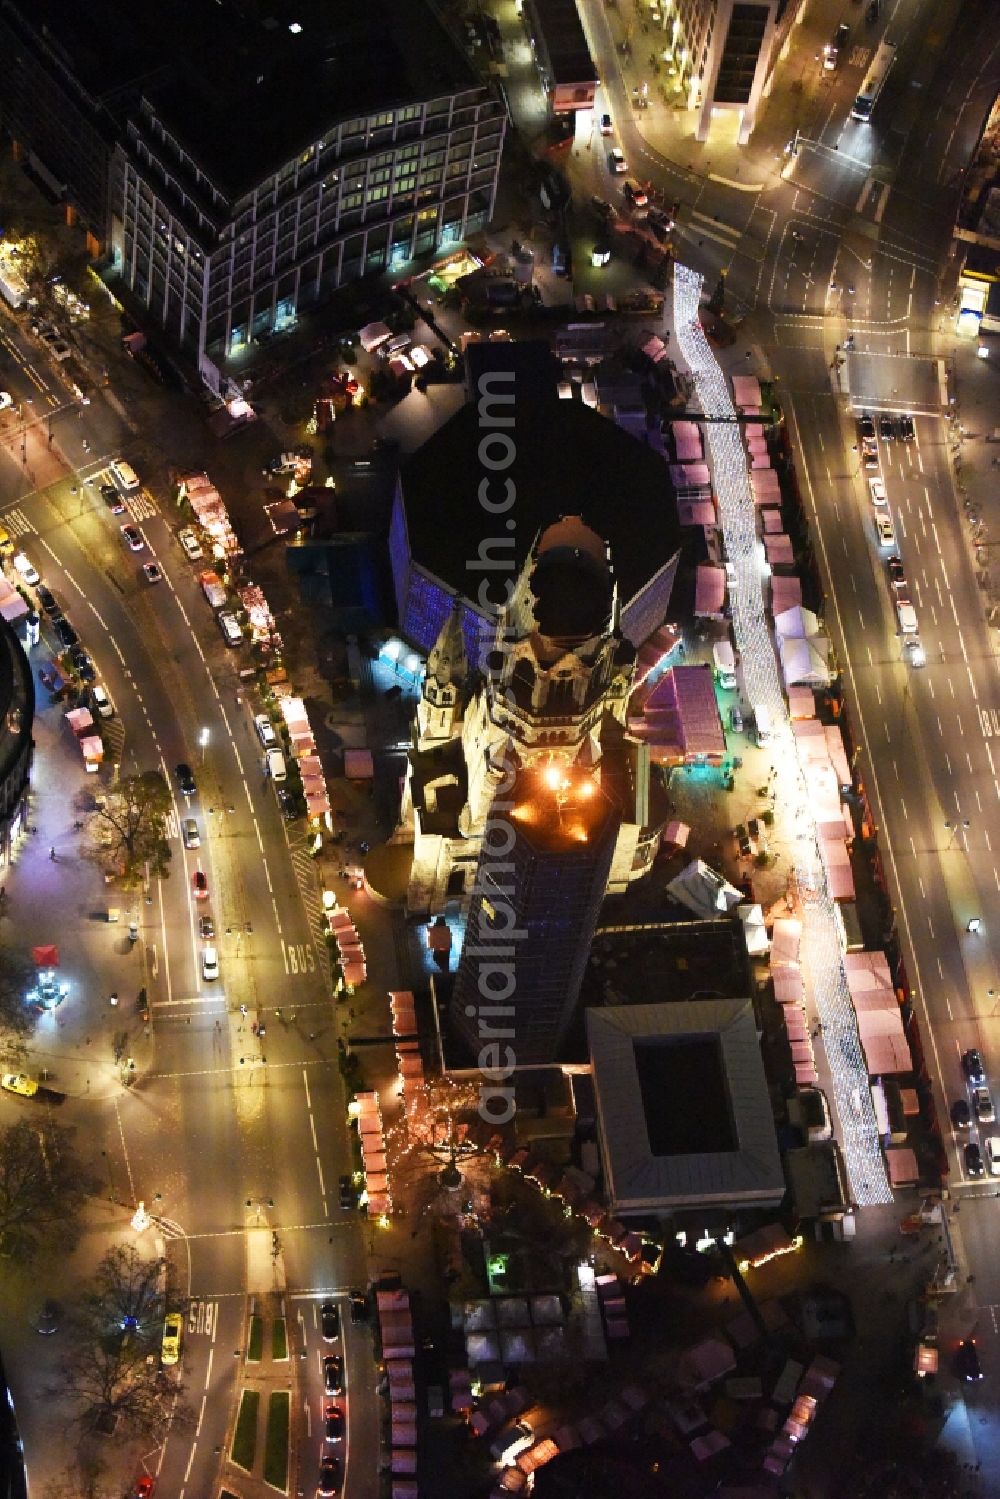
[161, 1312, 183, 1366]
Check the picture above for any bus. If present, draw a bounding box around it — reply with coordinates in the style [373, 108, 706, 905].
[852, 41, 896, 121]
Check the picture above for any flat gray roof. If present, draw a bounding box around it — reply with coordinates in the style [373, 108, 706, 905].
[587, 1001, 784, 1213]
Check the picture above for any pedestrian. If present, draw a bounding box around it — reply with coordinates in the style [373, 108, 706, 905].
[49, 845, 55, 860]
[251, 1022, 258, 1036]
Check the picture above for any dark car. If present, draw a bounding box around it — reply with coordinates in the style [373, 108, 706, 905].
[957, 1338, 984, 1381]
[962, 1048, 986, 1084]
[858, 413, 876, 440]
[323, 1354, 344, 1395]
[349, 1292, 368, 1324]
[317, 1455, 342, 1495]
[120, 523, 144, 551]
[590, 195, 614, 222]
[964, 1141, 985, 1178]
[951, 1098, 971, 1129]
[55, 616, 79, 648]
[899, 414, 915, 441]
[36, 584, 57, 616]
[878, 414, 895, 441]
[323, 1401, 344, 1441]
[101, 484, 126, 514]
[276, 786, 297, 821]
[320, 1301, 340, 1342]
[71, 648, 95, 681]
[175, 763, 196, 796]
[338, 1175, 355, 1210]
[867, 0, 879, 22]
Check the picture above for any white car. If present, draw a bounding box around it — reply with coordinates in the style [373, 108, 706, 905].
[178, 528, 203, 561]
[255, 714, 277, 749]
[12, 552, 39, 586]
[0, 392, 11, 411]
[868, 477, 887, 508]
[607, 147, 627, 174]
[202, 946, 219, 981]
[875, 514, 895, 549]
[896, 597, 917, 634]
[91, 684, 114, 719]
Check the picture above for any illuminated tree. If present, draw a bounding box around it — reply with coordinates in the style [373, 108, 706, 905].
[83, 771, 172, 887]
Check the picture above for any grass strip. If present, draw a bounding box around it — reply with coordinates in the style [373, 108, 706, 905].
[231, 1388, 260, 1472]
[246, 1314, 264, 1362]
[272, 1317, 288, 1361]
[263, 1390, 290, 1492]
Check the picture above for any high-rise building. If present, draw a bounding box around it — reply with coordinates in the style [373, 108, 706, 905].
[650, 0, 783, 144]
[453, 763, 621, 1066]
[0, 0, 504, 384]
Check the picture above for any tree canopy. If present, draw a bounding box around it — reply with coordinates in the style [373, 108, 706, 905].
[0, 1117, 91, 1260]
[86, 771, 172, 887]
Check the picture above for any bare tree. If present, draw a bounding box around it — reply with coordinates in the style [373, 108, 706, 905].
[0, 944, 41, 1042]
[83, 1243, 170, 1344]
[0, 1118, 91, 1260]
[84, 771, 172, 887]
[51, 1329, 189, 1441]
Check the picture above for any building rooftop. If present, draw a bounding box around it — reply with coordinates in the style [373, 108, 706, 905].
[17, 0, 477, 198]
[510, 766, 619, 856]
[400, 398, 681, 614]
[588, 1001, 784, 1213]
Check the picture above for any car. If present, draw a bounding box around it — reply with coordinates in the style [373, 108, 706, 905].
[858, 413, 876, 440]
[71, 648, 96, 681]
[964, 1141, 985, 1178]
[131, 1480, 154, 1499]
[861, 440, 879, 471]
[182, 818, 200, 850]
[338, 1174, 356, 1209]
[1, 1072, 38, 1097]
[321, 1301, 341, 1342]
[142, 562, 162, 584]
[648, 206, 674, 235]
[600, 111, 613, 135]
[887, 556, 906, 593]
[121, 524, 144, 551]
[276, 786, 297, 822]
[879, 414, 895, 441]
[101, 484, 127, 515]
[198, 915, 215, 940]
[201, 946, 219, 981]
[349, 1292, 368, 1324]
[91, 684, 114, 720]
[191, 870, 209, 901]
[973, 1085, 995, 1123]
[175, 763, 196, 795]
[255, 714, 277, 749]
[323, 1401, 345, 1441]
[50, 341, 72, 361]
[161, 1312, 182, 1366]
[899, 414, 915, 442]
[903, 636, 926, 668]
[876, 514, 896, 549]
[35, 1299, 59, 1335]
[729, 705, 744, 733]
[323, 1354, 344, 1395]
[623, 179, 649, 210]
[54, 616, 79, 648]
[317, 1456, 342, 1496]
[0, 391, 11, 411]
[607, 147, 627, 174]
[36, 584, 56, 614]
[823, 22, 849, 69]
[178, 528, 203, 561]
[957, 1338, 984, 1382]
[951, 1098, 971, 1129]
[590, 195, 614, 222]
[963, 1048, 987, 1084]
[895, 597, 917, 634]
[12, 552, 39, 586]
[868, 476, 887, 507]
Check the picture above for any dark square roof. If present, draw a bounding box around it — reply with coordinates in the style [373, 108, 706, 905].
[18, 0, 477, 199]
[400, 399, 681, 612]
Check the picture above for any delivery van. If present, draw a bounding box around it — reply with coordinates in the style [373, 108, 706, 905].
[110, 459, 141, 492]
[713, 639, 737, 690]
[752, 703, 774, 745]
[266, 749, 287, 783]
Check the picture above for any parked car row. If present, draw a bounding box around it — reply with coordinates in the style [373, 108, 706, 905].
[857, 410, 915, 443]
[319, 1301, 345, 1493]
[955, 1048, 1000, 1179]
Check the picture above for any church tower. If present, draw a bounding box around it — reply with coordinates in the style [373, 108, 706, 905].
[416, 603, 468, 749]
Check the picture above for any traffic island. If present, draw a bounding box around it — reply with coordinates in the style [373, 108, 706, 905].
[231, 1388, 259, 1472]
[263, 1390, 290, 1492]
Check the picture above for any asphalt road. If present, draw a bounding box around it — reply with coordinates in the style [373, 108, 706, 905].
[0, 311, 378, 1495]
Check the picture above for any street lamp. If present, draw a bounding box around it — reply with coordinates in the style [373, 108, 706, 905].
[200, 726, 209, 762]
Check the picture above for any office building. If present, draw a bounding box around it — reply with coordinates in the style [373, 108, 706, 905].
[0, 0, 504, 386]
[649, 0, 782, 144]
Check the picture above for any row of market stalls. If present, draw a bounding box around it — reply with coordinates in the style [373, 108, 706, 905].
[769, 918, 818, 1089]
[177, 471, 241, 560]
[377, 1285, 419, 1499]
[389, 990, 424, 1105]
[65, 705, 103, 773]
[329, 907, 367, 990]
[351, 1091, 390, 1219]
[274, 693, 331, 826]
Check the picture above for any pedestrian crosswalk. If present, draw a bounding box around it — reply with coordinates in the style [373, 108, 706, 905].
[1, 507, 34, 537]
